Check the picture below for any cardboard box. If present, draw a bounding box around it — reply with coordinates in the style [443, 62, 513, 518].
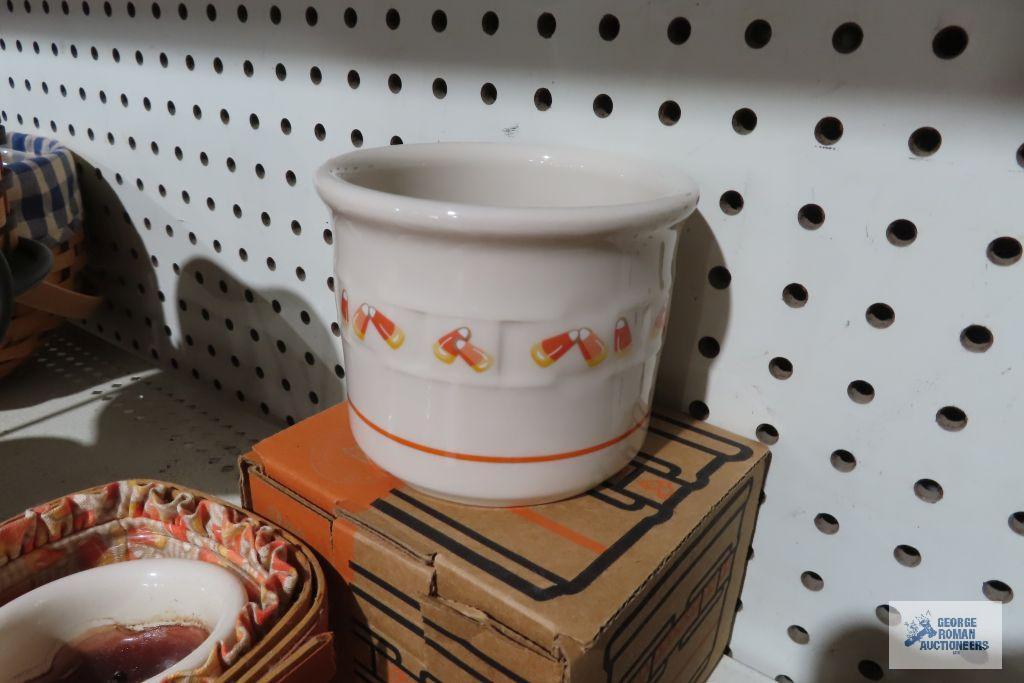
[240, 403, 769, 683]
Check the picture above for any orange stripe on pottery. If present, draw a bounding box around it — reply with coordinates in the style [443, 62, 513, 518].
[509, 507, 607, 554]
[349, 401, 649, 464]
[340, 289, 350, 325]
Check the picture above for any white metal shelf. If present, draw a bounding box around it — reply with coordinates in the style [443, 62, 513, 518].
[0, 327, 275, 519]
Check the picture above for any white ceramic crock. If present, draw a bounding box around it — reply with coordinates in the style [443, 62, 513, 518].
[0, 558, 247, 682]
[316, 142, 698, 506]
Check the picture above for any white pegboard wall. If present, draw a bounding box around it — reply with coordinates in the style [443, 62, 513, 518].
[3, 1, 1024, 681]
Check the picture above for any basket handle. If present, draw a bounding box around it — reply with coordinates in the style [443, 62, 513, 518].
[15, 280, 103, 319]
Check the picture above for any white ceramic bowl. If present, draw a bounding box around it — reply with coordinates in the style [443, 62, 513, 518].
[0, 558, 247, 682]
[316, 142, 698, 506]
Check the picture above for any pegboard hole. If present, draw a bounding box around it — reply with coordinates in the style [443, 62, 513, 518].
[658, 100, 681, 126]
[534, 87, 551, 111]
[275, 62, 286, 81]
[1016, 143, 1024, 169]
[667, 17, 691, 45]
[786, 625, 809, 645]
[698, 336, 720, 359]
[755, 423, 779, 445]
[280, 118, 292, 135]
[537, 12, 556, 38]
[593, 94, 613, 118]
[315, 123, 327, 141]
[481, 11, 498, 35]
[800, 571, 823, 591]
[433, 78, 447, 99]
[719, 190, 743, 215]
[268, 5, 280, 24]
[391, 135, 404, 145]
[774, 677, 793, 683]
[388, 73, 403, 94]
[481, 82, 497, 104]
[832, 22, 863, 54]
[814, 116, 843, 145]
[768, 357, 793, 380]
[830, 449, 856, 473]
[744, 19, 771, 49]
[886, 219, 917, 246]
[987, 236, 1022, 265]
[309, 66, 322, 85]
[982, 580, 1013, 603]
[857, 660, 884, 681]
[598, 14, 620, 41]
[343, 7, 357, 28]
[933, 26, 968, 59]
[936, 406, 967, 431]
[305, 6, 317, 27]
[348, 70, 360, 89]
[782, 283, 808, 308]
[688, 400, 709, 421]
[385, 8, 400, 30]
[913, 478, 943, 503]
[960, 325, 993, 352]
[813, 513, 839, 535]
[797, 204, 824, 229]
[1008, 512, 1024, 536]
[732, 108, 757, 134]
[909, 127, 941, 156]
[894, 544, 921, 567]
[707, 266, 731, 289]
[865, 303, 895, 328]
[875, 604, 901, 626]
[351, 129, 364, 147]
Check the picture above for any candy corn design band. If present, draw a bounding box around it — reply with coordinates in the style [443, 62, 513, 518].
[353, 303, 405, 349]
[531, 328, 607, 368]
[340, 289, 350, 326]
[614, 317, 632, 355]
[434, 327, 493, 373]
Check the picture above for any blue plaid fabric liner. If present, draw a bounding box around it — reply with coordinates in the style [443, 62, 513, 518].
[1, 132, 83, 246]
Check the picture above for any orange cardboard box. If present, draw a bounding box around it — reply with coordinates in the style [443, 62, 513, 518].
[240, 403, 769, 683]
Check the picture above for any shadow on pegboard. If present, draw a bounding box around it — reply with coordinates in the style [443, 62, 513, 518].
[174, 256, 345, 425]
[65, 152, 345, 426]
[655, 210, 728, 420]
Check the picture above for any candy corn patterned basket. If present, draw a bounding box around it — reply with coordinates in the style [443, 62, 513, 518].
[0, 131, 101, 379]
[0, 480, 333, 682]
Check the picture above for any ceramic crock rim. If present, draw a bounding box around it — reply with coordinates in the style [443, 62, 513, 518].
[314, 141, 699, 239]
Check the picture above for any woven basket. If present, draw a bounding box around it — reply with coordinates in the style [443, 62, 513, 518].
[0, 133, 100, 379]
